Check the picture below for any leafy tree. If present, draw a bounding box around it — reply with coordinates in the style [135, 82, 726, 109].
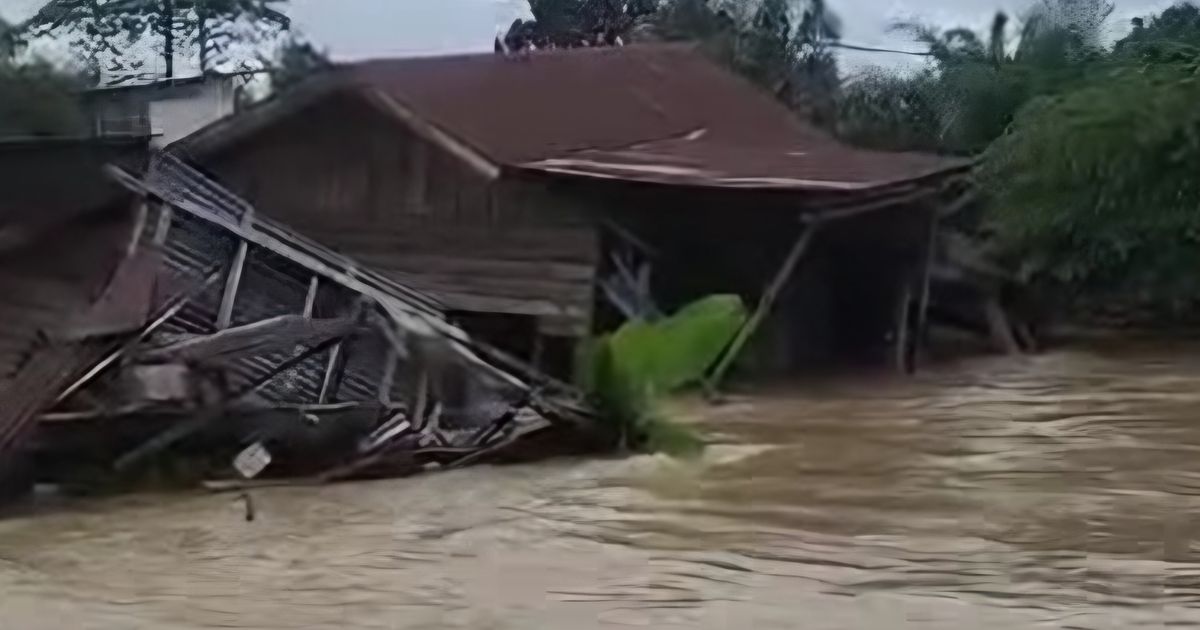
[981, 50, 1200, 316]
[837, 0, 1114, 154]
[502, 0, 659, 49]
[788, 0, 841, 125]
[19, 0, 290, 83]
[1115, 2, 1200, 56]
[263, 33, 330, 93]
[835, 69, 945, 152]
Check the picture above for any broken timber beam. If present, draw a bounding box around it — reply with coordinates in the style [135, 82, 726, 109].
[140, 315, 358, 364]
[706, 220, 823, 391]
[216, 240, 249, 330]
[152, 201, 172, 245]
[303, 276, 319, 317]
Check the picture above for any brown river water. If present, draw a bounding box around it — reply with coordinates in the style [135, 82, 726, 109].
[5, 341, 1200, 629]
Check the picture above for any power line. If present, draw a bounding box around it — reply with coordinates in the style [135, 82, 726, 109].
[832, 42, 932, 57]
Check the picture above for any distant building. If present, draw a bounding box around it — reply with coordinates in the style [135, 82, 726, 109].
[83, 74, 239, 147]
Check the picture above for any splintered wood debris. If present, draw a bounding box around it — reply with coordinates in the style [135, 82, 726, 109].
[27, 152, 599, 487]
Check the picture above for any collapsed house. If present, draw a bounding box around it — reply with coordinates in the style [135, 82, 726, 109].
[0, 138, 595, 503]
[169, 43, 973, 378]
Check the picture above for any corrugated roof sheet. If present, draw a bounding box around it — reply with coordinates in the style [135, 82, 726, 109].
[346, 44, 967, 191]
[523, 132, 963, 191]
[175, 44, 967, 194]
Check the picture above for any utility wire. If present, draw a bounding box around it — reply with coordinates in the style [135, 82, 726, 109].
[831, 41, 933, 56]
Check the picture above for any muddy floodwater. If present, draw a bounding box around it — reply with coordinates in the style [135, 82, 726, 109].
[6, 341, 1200, 628]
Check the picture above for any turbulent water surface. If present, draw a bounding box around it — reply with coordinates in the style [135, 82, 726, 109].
[4, 341, 1200, 628]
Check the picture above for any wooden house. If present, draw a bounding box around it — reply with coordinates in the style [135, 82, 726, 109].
[170, 44, 970, 377]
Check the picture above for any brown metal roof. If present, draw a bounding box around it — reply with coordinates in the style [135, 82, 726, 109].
[346, 44, 966, 191]
[175, 44, 966, 193]
[522, 132, 966, 191]
[349, 44, 828, 164]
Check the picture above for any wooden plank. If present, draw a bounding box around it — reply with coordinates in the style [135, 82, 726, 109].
[140, 316, 357, 363]
[216, 240, 249, 330]
[377, 347, 398, 405]
[984, 298, 1022, 355]
[282, 219, 599, 263]
[152, 201, 173, 245]
[318, 343, 344, 404]
[437, 291, 587, 319]
[352, 254, 597, 282]
[303, 275, 319, 317]
[364, 265, 592, 304]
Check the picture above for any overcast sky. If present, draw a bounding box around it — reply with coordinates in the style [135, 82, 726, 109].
[0, 0, 1180, 74]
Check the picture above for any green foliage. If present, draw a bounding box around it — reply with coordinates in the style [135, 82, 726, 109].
[19, 0, 290, 81]
[263, 34, 330, 93]
[836, 1, 1113, 154]
[836, 69, 945, 152]
[504, 0, 659, 48]
[577, 295, 748, 457]
[838, 1, 1200, 320]
[982, 51, 1200, 315]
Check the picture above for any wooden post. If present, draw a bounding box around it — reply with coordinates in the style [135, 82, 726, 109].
[984, 297, 1021, 355]
[706, 221, 822, 391]
[216, 240, 249, 330]
[894, 280, 914, 374]
[913, 213, 939, 368]
[317, 343, 344, 404]
[377, 347, 397, 405]
[302, 276, 319, 318]
[410, 368, 430, 430]
[125, 201, 150, 258]
[152, 202, 173, 245]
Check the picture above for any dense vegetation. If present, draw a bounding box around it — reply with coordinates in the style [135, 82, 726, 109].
[18, 0, 290, 82]
[829, 0, 1200, 319]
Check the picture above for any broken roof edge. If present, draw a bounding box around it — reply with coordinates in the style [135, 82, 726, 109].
[512, 154, 975, 197]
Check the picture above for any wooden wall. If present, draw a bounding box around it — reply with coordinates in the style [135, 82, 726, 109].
[203, 94, 600, 343]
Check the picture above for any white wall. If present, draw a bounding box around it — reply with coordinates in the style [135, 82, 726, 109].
[148, 77, 237, 148]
